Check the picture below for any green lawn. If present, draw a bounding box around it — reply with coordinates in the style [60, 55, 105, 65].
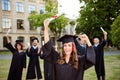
[0, 55, 120, 80]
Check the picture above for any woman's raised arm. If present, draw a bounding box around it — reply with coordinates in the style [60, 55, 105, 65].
[44, 19, 50, 44]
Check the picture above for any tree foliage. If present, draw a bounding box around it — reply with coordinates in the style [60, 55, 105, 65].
[28, 0, 69, 46]
[76, 0, 120, 41]
[69, 21, 76, 26]
[111, 14, 120, 49]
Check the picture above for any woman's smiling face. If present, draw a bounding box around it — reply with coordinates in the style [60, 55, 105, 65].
[63, 42, 73, 55]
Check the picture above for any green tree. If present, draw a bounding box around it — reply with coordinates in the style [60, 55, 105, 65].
[111, 14, 120, 49]
[69, 21, 75, 26]
[76, 0, 120, 41]
[28, 0, 69, 46]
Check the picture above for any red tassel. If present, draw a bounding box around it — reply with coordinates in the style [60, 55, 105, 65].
[52, 15, 58, 18]
[72, 43, 74, 52]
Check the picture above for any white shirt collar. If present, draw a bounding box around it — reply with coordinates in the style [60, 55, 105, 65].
[32, 46, 38, 49]
[94, 43, 99, 47]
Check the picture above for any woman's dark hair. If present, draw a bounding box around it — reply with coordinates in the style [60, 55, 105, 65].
[14, 42, 23, 50]
[57, 42, 78, 70]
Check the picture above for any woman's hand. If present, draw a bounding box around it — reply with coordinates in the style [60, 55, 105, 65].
[5, 29, 11, 43]
[37, 43, 41, 54]
[44, 19, 50, 29]
[79, 34, 92, 47]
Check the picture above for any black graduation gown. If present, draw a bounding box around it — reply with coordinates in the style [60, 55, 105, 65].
[42, 39, 95, 80]
[93, 40, 107, 77]
[5, 43, 26, 80]
[74, 39, 95, 80]
[26, 47, 42, 79]
[42, 40, 78, 80]
[40, 51, 53, 80]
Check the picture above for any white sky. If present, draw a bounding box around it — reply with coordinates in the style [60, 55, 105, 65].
[58, 0, 84, 19]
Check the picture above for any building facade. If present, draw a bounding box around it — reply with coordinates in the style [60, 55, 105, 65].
[0, 0, 46, 50]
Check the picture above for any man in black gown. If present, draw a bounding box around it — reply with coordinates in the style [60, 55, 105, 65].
[93, 31, 107, 80]
[26, 38, 42, 80]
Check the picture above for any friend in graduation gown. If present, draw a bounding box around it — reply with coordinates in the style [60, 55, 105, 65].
[26, 38, 42, 79]
[42, 19, 95, 80]
[40, 50, 53, 80]
[74, 34, 95, 80]
[93, 31, 107, 80]
[5, 35, 26, 80]
[42, 37, 78, 80]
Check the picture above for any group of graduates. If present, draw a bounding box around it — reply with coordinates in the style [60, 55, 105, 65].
[5, 19, 107, 80]
[5, 35, 42, 80]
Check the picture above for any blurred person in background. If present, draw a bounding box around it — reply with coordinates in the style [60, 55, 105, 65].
[26, 38, 42, 80]
[93, 31, 107, 80]
[5, 33, 26, 80]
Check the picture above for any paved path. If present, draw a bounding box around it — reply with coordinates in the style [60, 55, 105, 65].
[0, 50, 120, 60]
[0, 54, 12, 60]
[104, 50, 120, 55]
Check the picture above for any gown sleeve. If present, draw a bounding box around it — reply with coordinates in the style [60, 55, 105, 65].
[74, 39, 86, 55]
[74, 39, 95, 70]
[39, 50, 44, 59]
[23, 52, 26, 68]
[5, 43, 16, 53]
[84, 46, 95, 70]
[41, 39, 59, 63]
[101, 40, 107, 47]
[26, 48, 32, 57]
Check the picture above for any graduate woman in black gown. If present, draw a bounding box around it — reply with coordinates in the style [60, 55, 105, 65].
[40, 49, 53, 80]
[5, 34, 26, 80]
[41, 19, 94, 80]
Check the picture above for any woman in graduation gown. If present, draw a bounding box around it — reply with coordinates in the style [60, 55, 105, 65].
[40, 50, 53, 80]
[5, 34, 26, 80]
[41, 19, 94, 80]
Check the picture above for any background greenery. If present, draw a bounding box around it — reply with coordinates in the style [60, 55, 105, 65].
[76, 0, 120, 49]
[0, 53, 120, 80]
[28, 0, 120, 49]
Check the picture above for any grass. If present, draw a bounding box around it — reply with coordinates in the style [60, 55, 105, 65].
[0, 51, 10, 54]
[0, 57, 44, 80]
[0, 54, 120, 80]
[84, 55, 120, 80]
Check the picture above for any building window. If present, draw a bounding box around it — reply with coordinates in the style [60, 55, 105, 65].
[40, 6, 45, 14]
[51, 37, 55, 46]
[29, 20, 35, 30]
[16, 2, 24, 12]
[28, 5, 35, 13]
[41, 37, 44, 46]
[17, 19, 24, 30]
[3, 36, 11, 47]
[2, 17, 11, 28]
[2, 0, 10, 11]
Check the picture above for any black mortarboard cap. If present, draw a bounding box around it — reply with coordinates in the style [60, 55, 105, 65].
[57, 34, 77, 44]
[16, 40, 23, 43]
[93, 36, 101, 41]
[32, 37, 39, 42]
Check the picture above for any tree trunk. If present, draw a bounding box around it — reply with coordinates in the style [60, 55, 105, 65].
[117, 46, 120, 50]
[54, 34, 61, 51]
